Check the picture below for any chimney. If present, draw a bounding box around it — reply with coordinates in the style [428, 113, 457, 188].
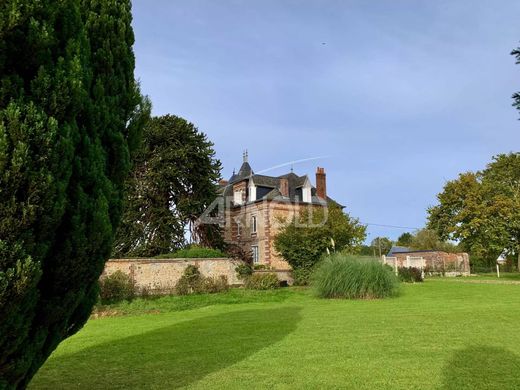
[219, 179, 228, 187]
[316, 167, 327, 199]
[279, 177, 289, 197]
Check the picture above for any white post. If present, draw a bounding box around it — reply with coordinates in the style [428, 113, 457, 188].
[496, 264, 500, 278]
[406, 256, 410, 268]
[382, 255, 386, 264]
[394, 258, 398, 276]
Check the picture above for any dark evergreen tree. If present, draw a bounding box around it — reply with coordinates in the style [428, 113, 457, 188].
[113, 115, 222, 257]
[0, 1, 148, 387]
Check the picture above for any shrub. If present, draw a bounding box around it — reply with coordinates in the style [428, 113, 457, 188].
[175, 265, 229, 295]
[312, 254, 399, 299]
[398, 267, 424, 283]
[200, 276, 229, 294]
[244, 273, 280, 290]
[175, 265, 202, 295]
[99, 271, 136, 304]
[225, 243, 253, 265]
[156, 245, 226, 259]
[235, 263, 253, 280]
[292, 267, 313, 286]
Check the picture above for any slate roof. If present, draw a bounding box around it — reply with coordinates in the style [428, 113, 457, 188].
[387, 246, 411, 256]
[219, 161, 342, 207]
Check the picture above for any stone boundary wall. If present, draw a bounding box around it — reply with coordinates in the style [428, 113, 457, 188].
[103, 258, 244, 293]
[392, 251, 470, 276]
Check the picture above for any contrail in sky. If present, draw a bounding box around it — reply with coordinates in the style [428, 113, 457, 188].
[255, 155, 331, 175]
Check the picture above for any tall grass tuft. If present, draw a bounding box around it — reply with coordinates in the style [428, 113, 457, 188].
[312, 254, 399, 299]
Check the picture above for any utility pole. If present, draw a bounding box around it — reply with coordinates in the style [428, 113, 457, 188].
[378, 237, 382, 258]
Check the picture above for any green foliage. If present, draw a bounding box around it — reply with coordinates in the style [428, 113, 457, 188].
[312, 254, 399, 299]
[200, 276, 229, 294]
[99, 271, 136, 305]
[398, 267, 424, 283]
[396, 232, 414, 246]
[0, 1, 147, 386]
[155, 245, 226, 259]
[370, 237, 394, 256]
[408, 229, 459, 252]
[244, 273, 280, 290]
[235, 263, 253, 280]
[114, 115, 222, 257]
[428, 153, 520, 267]
[292, 267, 314, 286]
[174, 265, 228, 295]
[274, 202, 366, 274]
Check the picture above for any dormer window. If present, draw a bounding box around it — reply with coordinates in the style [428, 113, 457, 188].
[302, 177, 312, 203]
[234, 189, 244, 205]
[248, 179, 257, 202]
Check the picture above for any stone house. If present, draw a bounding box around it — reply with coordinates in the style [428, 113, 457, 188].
[218, 152, 335, 270]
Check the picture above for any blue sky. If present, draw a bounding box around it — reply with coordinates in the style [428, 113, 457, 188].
[132, 0, 520, 243]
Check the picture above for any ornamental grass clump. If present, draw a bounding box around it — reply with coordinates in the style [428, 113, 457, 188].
[312, 254, 399, 299]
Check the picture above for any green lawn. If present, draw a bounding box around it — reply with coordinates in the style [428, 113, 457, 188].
[470, 272, 520, 282]
[30, 280, 520, 389]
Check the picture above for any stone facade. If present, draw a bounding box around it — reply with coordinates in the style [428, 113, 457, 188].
[224, 200, 326, 270]
[103, 258, 243, 293]
[220, 153, 334, 270]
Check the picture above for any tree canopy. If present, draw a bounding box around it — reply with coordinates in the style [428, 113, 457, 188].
[396, 232, 413, 247]
[113, 115, 222, 257]
[428, 153, 520, 267]
[0, 1, 147, 387]
[408, 228, 459, 252]
[274, 202, 366, 272]
[370, 237, 393, 256]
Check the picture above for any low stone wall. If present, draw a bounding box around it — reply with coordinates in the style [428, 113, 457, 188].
[393, 251, 470, 276]
[103, 257, 244, 294]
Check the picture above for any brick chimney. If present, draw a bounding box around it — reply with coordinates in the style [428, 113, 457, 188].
[279, 177, 289, 197]
[219, 179, 228, 187]
[316, 167, 327, 199]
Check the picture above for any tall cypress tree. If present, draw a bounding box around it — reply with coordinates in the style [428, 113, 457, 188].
[0, 1, 148, 388]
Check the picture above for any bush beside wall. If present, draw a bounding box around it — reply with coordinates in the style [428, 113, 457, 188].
[244, 273, 280, 290]
[99, 271, 136, 304]
[175, 265, 229, 295]
[398, 267, 424, 283]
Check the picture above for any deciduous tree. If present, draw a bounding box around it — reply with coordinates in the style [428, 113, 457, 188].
[370, 237, 393, 257]
[274, 202, 366, 273]
[428, 153, 520, 267]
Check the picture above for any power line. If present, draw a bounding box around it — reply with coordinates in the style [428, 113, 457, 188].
[360, 222, 421, 230]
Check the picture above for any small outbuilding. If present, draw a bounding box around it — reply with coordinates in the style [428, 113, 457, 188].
[385, 247, 470, 276]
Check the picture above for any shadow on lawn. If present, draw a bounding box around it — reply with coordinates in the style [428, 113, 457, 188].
[30, 307, 301, 389]
[442, 345, 520, 390]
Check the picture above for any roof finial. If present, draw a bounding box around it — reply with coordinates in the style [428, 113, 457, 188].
[290, 165, 294, 173]
[243, 149, 248, 163]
